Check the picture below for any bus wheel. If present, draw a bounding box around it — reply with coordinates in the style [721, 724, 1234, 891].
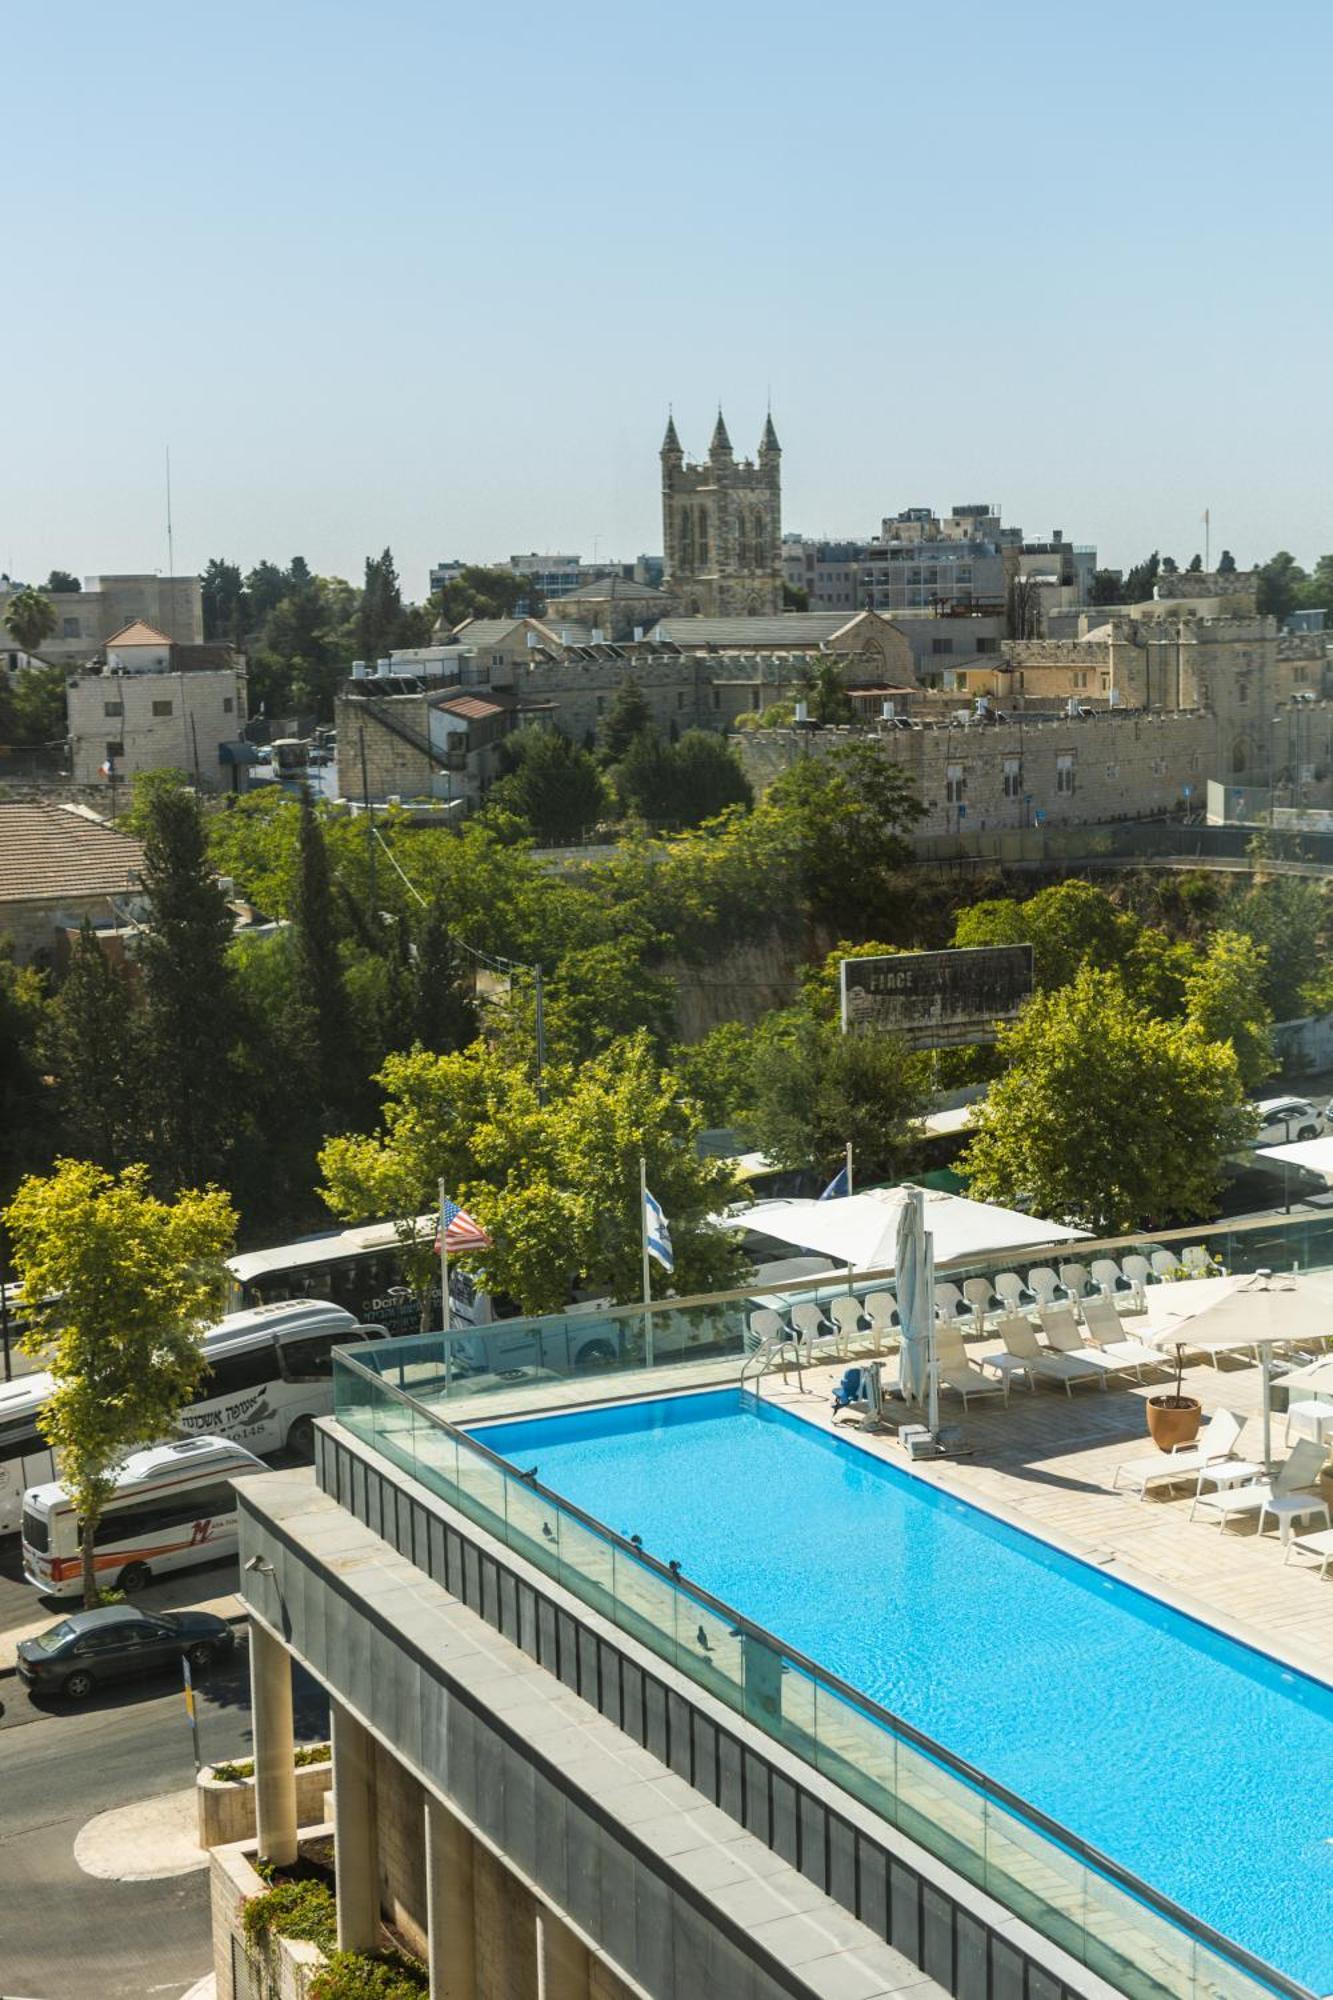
[118, 1562, 151, 1593]
[577, 1341, 616, 1370]
[288, 1416, 316, 1460]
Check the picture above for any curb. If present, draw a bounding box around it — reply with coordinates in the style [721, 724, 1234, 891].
[0, 1607, 250, 1685]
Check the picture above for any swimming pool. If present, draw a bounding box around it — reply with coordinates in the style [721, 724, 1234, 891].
[476, 1387, 1333, 1991]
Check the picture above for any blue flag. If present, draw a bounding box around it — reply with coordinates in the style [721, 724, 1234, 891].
[643, 1186, 674, 1273]
[819, 1163, 851, 1202]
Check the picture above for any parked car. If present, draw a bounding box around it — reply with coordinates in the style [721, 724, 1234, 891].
[1252, 1097, 1325, 1146]
[15, 1603, 235, 1700]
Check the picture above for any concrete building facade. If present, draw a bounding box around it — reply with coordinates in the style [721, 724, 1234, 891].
[66, 621, 248, 793]
[0, 573, 204, 666]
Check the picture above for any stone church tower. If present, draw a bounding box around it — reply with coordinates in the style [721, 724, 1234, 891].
[661, 410, 782, 617]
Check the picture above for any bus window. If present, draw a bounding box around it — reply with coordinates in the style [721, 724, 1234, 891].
[279, 1332, 339, 1381]
[204, 1345, 278, 1398]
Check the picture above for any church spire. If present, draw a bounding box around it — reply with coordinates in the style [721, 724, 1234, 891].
[759, 411, 781, 457]
[709, 408, 733, 460]
[661, 410, 682, 458]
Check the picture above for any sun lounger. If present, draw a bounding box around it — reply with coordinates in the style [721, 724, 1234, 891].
[1189, 1438, 1332, 1542]
[1112, 1408, 1258, 1500]
[1037, 1307, 1120, 1383]
[934, 1324, 1007, 1408]
[1079, 1296, 1164, 1380]
[1283, 1524, 1333, 1576]
[993, 1312, 1103, 1396]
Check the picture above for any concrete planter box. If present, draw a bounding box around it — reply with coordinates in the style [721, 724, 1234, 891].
[210, 1832, 332, 2000]
[197, 1747, 332, 1850]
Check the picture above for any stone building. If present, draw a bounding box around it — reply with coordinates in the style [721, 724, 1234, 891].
[66, 620, 248, 793]
[660, 411, 782, 617]
[0, 802, 147, 963]
[734, 708, 1228, 838]
[0, 572, 204, 668]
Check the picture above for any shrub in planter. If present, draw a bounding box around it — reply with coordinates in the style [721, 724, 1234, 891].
[212, 1743, 331, 1784]
[309, 1949, 428, 1999]
[242, 1878, 338, 1955]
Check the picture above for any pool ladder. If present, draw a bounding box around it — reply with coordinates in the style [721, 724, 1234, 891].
[740, 1330, 805, 1393]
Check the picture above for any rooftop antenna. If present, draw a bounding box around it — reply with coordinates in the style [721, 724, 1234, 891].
[165, 445, 175, 577]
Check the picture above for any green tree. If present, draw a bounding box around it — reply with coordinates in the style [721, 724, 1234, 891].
[613, 728, 676, 823]
[201, 560, 247, 644]
[782, 580, 810, 612]
[0, 946, 51, 1207]
[597, 680, 653, 762]
[1183, 931, 1275, 1087]
[795, 655, 853, 723]
[291, 791, 360, 1129]
[669, 731, 753, 826]
[403, 904, 478, 1054]
[953, 880, 1132, 990]
[670, 1019, 758, 1129]
[1089, 569, 1124, 605]
[3, 587, 58, 656]
[1232, 874, 1331, 1018]
[749, 1012, 928, 1185]
[354, 548, 406, 663]
[433, 565, 531, 628]
[6, 1161, 235, 1606]
[760, 740, 924, 932]
[1217, 550, 1238, 575]
[137, 784, 241, 1191]
[488, 729, 609, 843]
[1256, 551, 1307, 625]
[961, 967, 1255, 1233]
[1186, 553, 1203, 573]
[1121, 552, 1161, 604]
[1004, 576, 1042, 640]
[45, 927, 142, 1169]
[44, 571, 81, 594]
[3, 659, 68, 745]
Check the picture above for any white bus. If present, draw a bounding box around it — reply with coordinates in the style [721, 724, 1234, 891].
[228, 1217, 490, 1338]
[0, 1300, 386, 1536]
[22, 1436, 265, 1598]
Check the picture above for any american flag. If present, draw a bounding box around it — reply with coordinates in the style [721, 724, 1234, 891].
[434, 1198, 492, 1254]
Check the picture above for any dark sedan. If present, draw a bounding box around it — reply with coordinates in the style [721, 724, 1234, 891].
[16, 1604, 235, 1700]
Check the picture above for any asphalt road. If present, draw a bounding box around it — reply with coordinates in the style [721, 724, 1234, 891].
[0, 1628, 329, 2000]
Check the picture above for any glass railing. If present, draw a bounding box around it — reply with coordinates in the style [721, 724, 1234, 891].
[331, 1349, 1311, 2000]
[351, 1208, 1333, 1406]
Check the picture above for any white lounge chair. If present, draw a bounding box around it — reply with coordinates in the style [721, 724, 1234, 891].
[1112, 1408, 1260, 1500]
[1079, 1296, 1163, 1380]
[979, 1314, 1038, 1395]
[1036, 1307, 1119, 1384]
[1189, 1438, 1332, 1541]
[1283, 1524, 1333, 1577]
[995, 1313, 1102, 1396]
[934, 1324, 1007, 1408]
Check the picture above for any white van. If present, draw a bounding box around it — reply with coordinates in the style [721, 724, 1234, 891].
[0, 1372, 57, 1538]
[21, 1436, 265, 1598]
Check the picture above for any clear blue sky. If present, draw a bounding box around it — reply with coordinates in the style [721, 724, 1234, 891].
[7, 0, 1331, 597]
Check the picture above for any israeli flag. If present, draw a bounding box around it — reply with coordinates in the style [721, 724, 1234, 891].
[643, 1186, 675, 1273]
[819, 1162, 851, 1202]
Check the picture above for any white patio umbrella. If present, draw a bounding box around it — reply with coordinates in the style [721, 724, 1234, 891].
[895, 1186, 938, 1431]
[1143, 1269, 1333, 1468]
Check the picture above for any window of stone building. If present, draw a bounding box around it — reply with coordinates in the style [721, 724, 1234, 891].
[1233, 740, 1248, 772]
[712, 688, 721, 709]
[1003, 758, 1022, 798]
[932, 638, 953, 655]
[62, 617, 80, 638]
[1237, 680, 1249, 703]
[105, 740, 124, 759]
[152, 699, 173, 717]
[945, 763, 966, 804]
[103, 700, 123, 717]
[697, 509, 709, 562]
[223, 697, 234, 713]
[1056, 752, 1076, 795]
[677, 691, 687, 709]
[596, 696, 606, 714]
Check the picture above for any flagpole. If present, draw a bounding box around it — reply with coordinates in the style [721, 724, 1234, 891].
[845, 1140, 854, 1197]
[639, 1154, 655, 1368]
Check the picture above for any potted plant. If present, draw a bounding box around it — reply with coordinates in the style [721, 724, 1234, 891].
[1145, 1339, 1202, 1450]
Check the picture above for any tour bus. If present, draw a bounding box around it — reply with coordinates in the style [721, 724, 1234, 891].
[228, 1218, 491, 1338]
[22, 1437, 265, 1598]
[0, 1301, 386, 1536]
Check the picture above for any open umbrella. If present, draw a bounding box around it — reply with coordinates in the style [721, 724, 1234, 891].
[1144, 1269, 1333, 1468]
[895, 1186, 938, 1430]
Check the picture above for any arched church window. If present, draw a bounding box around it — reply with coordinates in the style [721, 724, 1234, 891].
[736, 513, 750, 568]
[752, 509, 766, 567]
[697, 508, 709, 563]
[1232, 738, 1249, 773]
[679, 508, 694, 571]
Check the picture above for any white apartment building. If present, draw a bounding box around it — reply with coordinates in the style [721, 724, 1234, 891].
[67, 621, 247, 792]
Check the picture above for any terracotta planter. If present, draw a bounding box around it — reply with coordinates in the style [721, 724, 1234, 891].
[1145, 1395, 1202, 1452]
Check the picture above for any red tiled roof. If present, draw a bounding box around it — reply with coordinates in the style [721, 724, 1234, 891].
[0, 805, 145, 906]
[105, 620, 172, 647]
[436, 695, 504, 720]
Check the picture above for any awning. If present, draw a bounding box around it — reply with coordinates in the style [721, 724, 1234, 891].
[1258, 1137, 1333, 1178]
[733, 1184, 1085, 1273]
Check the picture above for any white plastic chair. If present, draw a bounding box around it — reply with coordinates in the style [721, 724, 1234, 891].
[1058, 1263, 1092, 1301]
[1182, 1246, 1217, 1276]
[862, 1292, 899, 1353]
[1120, 1255, 1153, 1309]
[746, 1307, 787, 1352]
[1089, 1258, 1128, 1305]
[790, 1300, 836, 1352]
[994, 1272, 1029, 1314]
[934, 1282, 970, 1327]
[1150, 1250, 1180, 1281]
[962, 1277, 996, 1332]
[1026, 1267, 1061, 1309]
[828, 1295, 867, 1357]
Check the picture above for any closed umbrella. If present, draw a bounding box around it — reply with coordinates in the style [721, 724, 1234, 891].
[895, 1186, 938, 1429]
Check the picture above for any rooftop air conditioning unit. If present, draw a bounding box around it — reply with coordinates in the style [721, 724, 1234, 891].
[376, 658, 393, 677]
[352, 660, 368, 679]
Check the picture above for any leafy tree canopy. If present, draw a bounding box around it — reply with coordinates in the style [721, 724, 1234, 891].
[44, 570, 81, 593]
[3, 586, 59, 656]
[487, 728, 609, 844]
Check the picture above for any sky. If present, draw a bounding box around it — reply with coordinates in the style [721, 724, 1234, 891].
[5, 0, 1332, 598]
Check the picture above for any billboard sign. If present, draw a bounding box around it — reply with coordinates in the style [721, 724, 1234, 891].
[839, 944, 1035, 1049]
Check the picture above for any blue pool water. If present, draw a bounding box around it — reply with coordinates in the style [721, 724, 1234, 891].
[476, 1389, 1333, 1990]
